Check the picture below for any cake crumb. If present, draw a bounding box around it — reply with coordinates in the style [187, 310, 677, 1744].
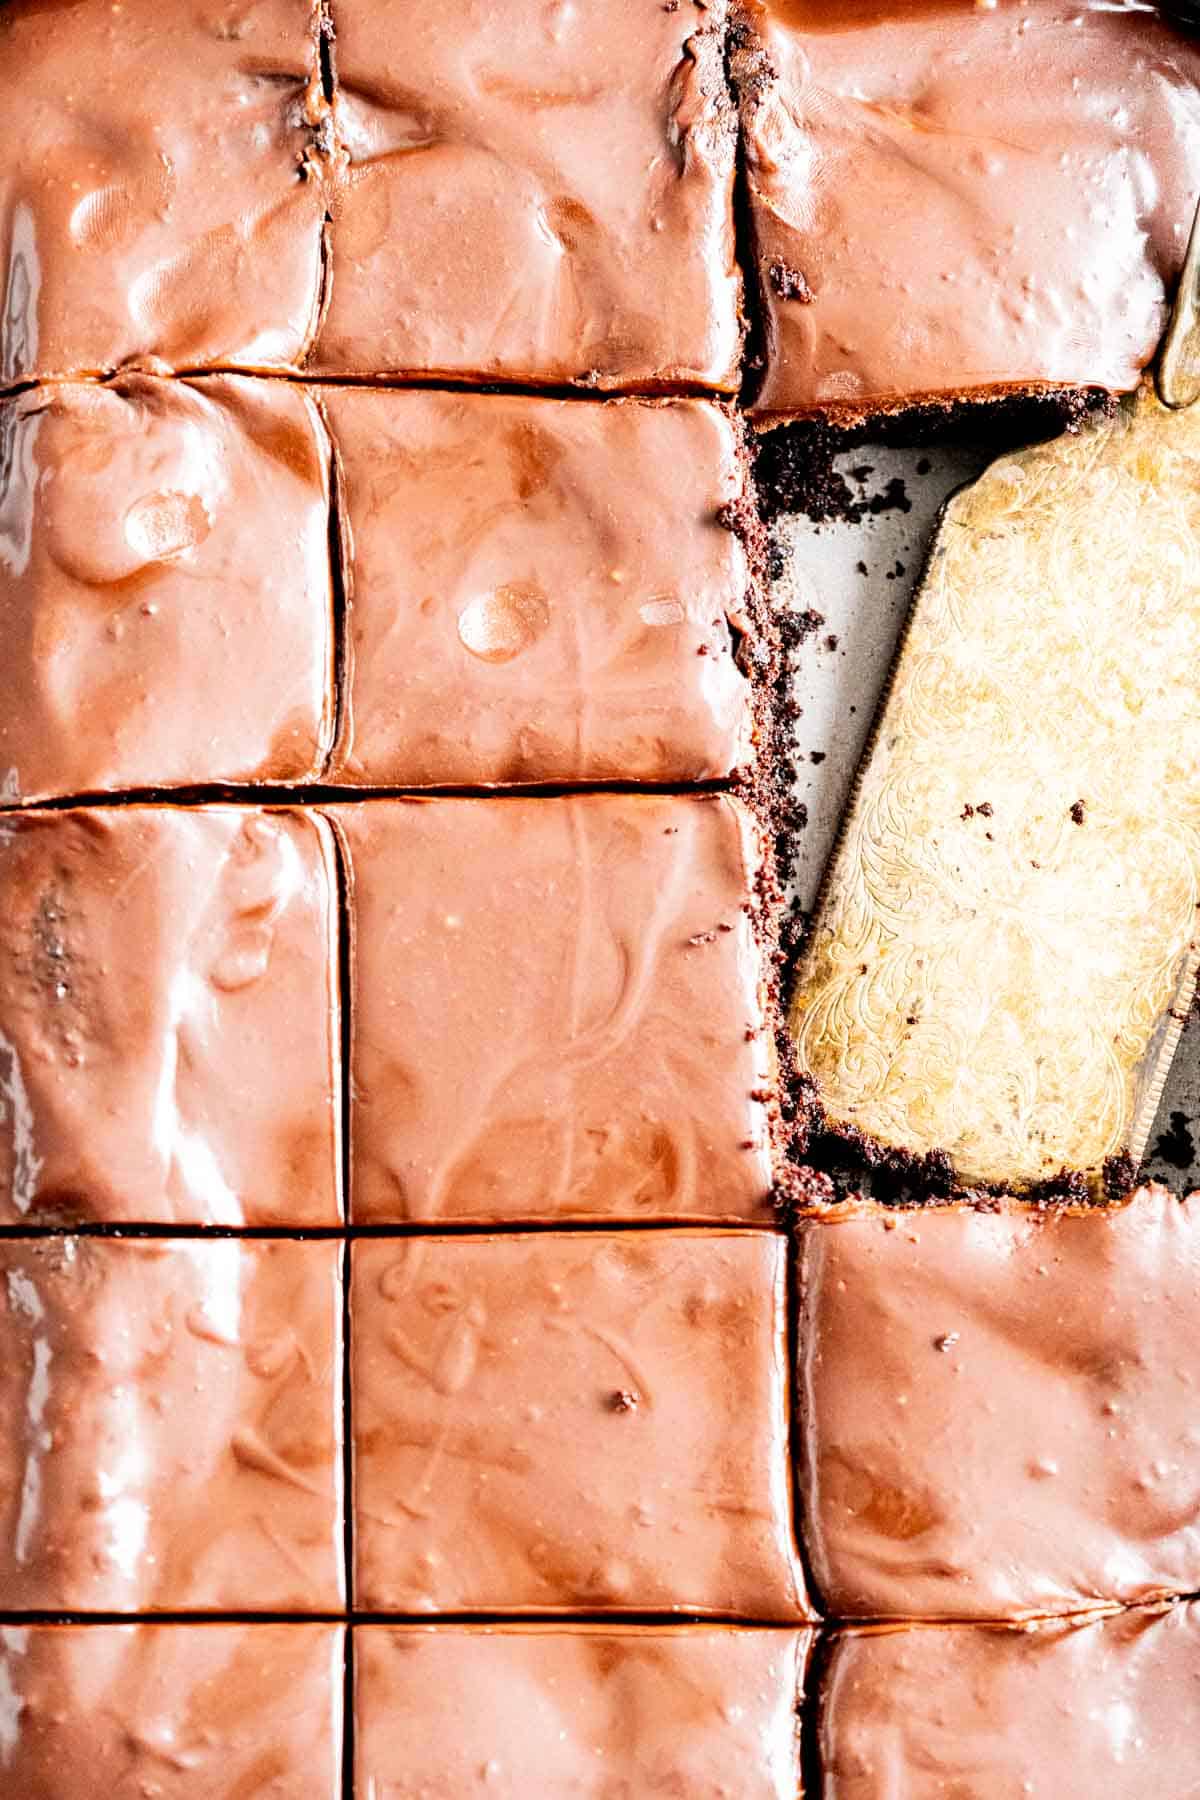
[768, 261, 814, 303]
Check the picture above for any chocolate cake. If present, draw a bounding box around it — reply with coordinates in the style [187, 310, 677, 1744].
[0, 0, 329, 386]
[321, 391, 762, 787]
[820, 1602, 1200, 1797]
[734, 0, 1200, 423]
[332, 795, 780, 1224]
[0, 376, 781, 799]
[0, 378, 335, 800]
[350, 1231, 807, 1617]
[0, 807, 341, 1225]
[354, 1625, 810, 1796]
[0, 0, 1198, 1792]
[0, 1236, 344, 1612]
[796, 1184, 1200, 1620]
[0, 0, 740, 394]
[312, 0, 741, 387]
[0, 1624, 345, 1798]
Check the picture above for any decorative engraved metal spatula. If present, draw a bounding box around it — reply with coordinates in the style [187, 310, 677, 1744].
[790, 197, 1200, 1195]
[1158, 192, 1200, 408]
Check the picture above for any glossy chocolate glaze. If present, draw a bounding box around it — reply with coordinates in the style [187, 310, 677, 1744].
[0, 376, 334, 801]
[0, 0, 328, 388]
[355, 1624, 810, 1798]
[0, 808, 341, 1226]
[332, 795, 777, 1225]
[738, 0, 1200, 418]
[0, 1237, 344, 1611]
[351, 1231, 809, 1618]
[822, 1603, 1200, 1798]
[314, 0, 741, 388]
[0, 1623, 343, 1798]
[323, 390, 755, 787]
[798, 1186, 1200, 1620]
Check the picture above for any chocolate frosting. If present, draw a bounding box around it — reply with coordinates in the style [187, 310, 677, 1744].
[738, 0, 1200, 418]
[0, 376, 334, 800]
[0, 1623, 343, 1798]
[314, 0, 741, 388]
[798, 1186, 1200, 1620]
[323, 390, 755, 787]
[0, 0, 328, 388]
[0, 808, 341, 1225]
[822, 1603, 1200, 1798]
[351, 1231, 809, 1618]
[333, 795, 777, 1224]
[0, 1237, 344, 1610]
[355, 1624, 810, 1798]
[2, 0, 742, 394]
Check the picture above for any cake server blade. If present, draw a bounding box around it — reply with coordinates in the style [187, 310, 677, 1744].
[1157, 192, 1200, 408]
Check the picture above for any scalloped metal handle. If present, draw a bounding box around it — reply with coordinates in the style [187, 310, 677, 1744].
[1158, 195, 1200, 409]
